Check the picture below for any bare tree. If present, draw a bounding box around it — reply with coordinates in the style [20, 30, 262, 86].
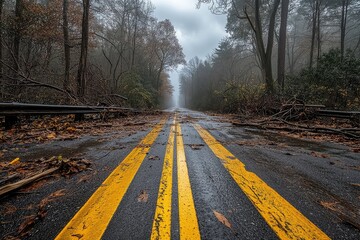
[199, 0, 281, 94]
[63, 0, 71, 96]
[0, 0, 3, 97]
[77, 0, 90, 97]
[13, 0, 23, 84]
[150, 19, 185, 93]
[277, 0, 290, 92]
[341, 0, 350, 60]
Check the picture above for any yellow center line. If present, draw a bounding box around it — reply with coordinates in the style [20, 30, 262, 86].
[176, 120, 201, 240]
[151, 118, 175, 240]
[193, 124, 330, 240]
[55, 118, 167, 240]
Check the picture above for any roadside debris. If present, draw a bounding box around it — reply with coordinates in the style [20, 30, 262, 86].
[148, 155, 160, 161]
[188, 144, 205, 150]
[137, 190, 149, 203]
[0, 168, 58, 197]
[319, 201, 360, 230]
[227, 109, 360, 150]
[0, 156, 91, 198]
[0, 113, 165, 146]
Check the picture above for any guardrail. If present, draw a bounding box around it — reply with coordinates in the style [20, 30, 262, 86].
[316, 109, 360, 119]
[0, 102, 133, 129]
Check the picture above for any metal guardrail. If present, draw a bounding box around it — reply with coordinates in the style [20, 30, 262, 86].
[0, 102, 133, 129]
[316, 109, 360, 119]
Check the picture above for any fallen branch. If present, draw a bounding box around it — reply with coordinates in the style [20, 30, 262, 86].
[0, 60, 77, 102]
[232, 120, 360, 139]
[274, 118, 360, 139]
[0, 168, 58, 197]
[0, 173, 20, 186]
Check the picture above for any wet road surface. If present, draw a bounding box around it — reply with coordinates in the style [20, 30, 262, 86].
[1, 108, 359, 239]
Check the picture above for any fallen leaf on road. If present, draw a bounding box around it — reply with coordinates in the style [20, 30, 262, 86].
[49, 189, 66, 198]
[148, 155, 160, 161]
[189, 144, 204, 150]
[137, 190, 149, 203]
[212, 210, 232, 229]
[350, 183, 360, 187]
[319, 201, 339, 211]
[310, 151, 329, 158]
[77, 174, 92, 183]
[18, 215, 37, 237]
[349, 165, 360, 171]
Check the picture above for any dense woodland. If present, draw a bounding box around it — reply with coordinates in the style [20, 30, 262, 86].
[181, 0, 360, 112]
[0, 0, 359, 112]
[0, 0, 185, 108]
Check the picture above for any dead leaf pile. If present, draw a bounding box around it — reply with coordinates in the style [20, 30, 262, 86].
[0, 113, 165, 147]
[0, 156, 92, 198]
[1, 156, 91, 180]
[57, 158, 92, 176]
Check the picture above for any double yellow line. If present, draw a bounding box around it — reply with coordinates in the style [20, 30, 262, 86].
[56, 116, 201, 240]
[56, 115, 330, 240]
[150, 117, 200, 240]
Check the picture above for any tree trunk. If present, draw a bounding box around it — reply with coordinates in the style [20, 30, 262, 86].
[251, 0, 280, 94]
[13, 0, 22, 87]
[340, 0, 349, 61]
[277, 0, 290, 92]
[0, 0, 3, 97]
[264, 0, 280, 94]
[63, 0, 71, 96]
[316, 0, 321, 60]
[77, 0, 90, 98]
[309, 1, 317, 68]
[131, 4, 138, 70]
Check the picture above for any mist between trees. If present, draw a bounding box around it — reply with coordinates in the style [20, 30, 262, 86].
[0, 0, 185, 108]
[180, 0, 360, 113]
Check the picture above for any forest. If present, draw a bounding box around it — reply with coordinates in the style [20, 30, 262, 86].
[181, 0, 360, 112]
[0, 0, 359, 113]
[0, 0, 185, 108]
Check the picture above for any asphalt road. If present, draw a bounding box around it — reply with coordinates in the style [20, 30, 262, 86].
[1, 108, 359, 239]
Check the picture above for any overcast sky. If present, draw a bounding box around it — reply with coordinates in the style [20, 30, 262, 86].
[151, 0, 228, 105]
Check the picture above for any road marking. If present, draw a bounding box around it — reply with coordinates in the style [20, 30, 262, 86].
[151, 119, 175, 240]
[194, 124, 330, 240]
[55, 119, 166, 240]
[176, 121, 201, 240]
